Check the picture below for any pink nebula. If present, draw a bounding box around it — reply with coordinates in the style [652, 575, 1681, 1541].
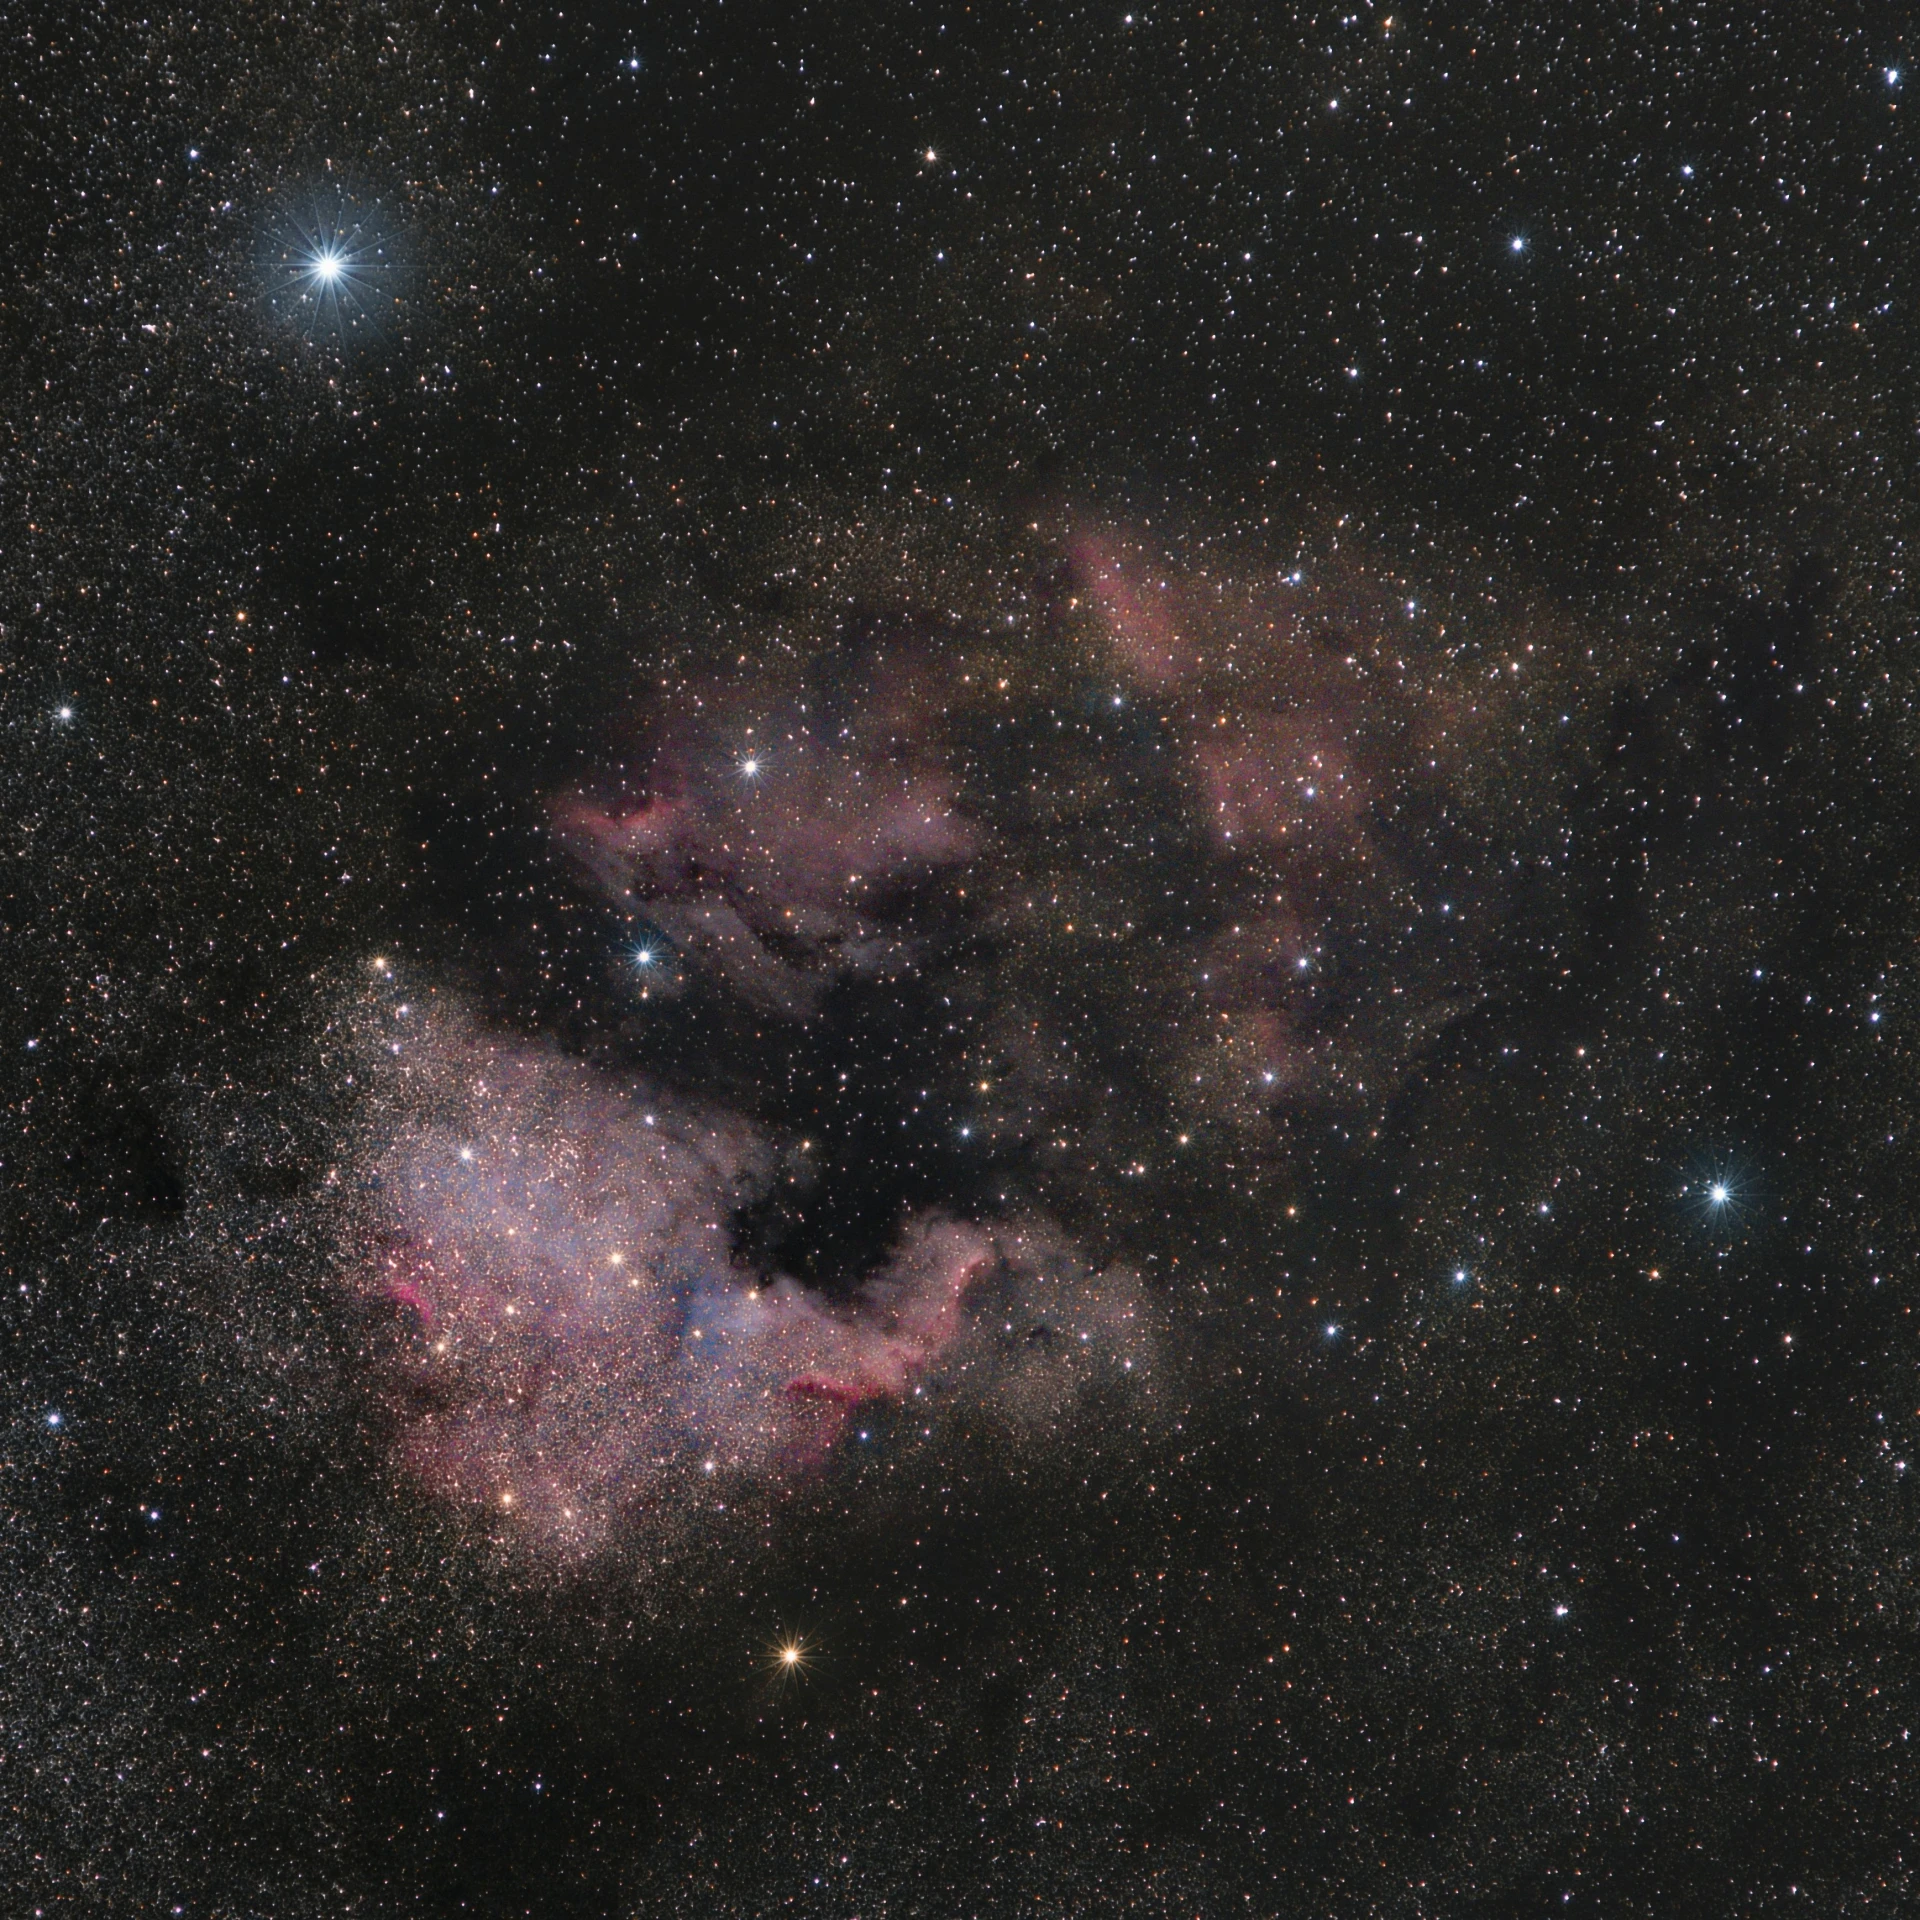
[1072, 534, 1203, 689]
[1065, 519, 1531, 1114]
[553, 662, 978, 1016]
[367, 1013, 992, 1549]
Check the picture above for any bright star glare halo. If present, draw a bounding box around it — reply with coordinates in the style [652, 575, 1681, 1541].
[761, 1629, 817, 1690]
[290, 222, 382, 321]
[262, 183, 403, 348]
[1682, 1158, 1749, 1228]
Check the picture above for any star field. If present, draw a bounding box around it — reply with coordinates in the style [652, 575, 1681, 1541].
[4, 2, 1919, 1914]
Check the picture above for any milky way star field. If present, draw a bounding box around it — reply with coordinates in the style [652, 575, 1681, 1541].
[6, 5, 1920, 1914]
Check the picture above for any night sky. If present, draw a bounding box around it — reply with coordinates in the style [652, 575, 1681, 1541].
[6, 3, 1920, 1913]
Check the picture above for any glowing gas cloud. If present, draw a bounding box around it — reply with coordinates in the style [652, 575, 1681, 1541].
[553, 654, 977, 1016]
[367, 1009, 995, 1546]
[354, 520, 1564, 1551]
[1068, 520, 1569, 1121]
[363, 1004, 1152, 1552]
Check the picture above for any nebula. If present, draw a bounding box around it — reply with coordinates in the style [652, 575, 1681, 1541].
[368, 1008, 994, 1549]
[1072, 533, 1205, 689]
[361, 994, 1155, 1552]
[353, 529, 1549, 1550]
[553, 657, 978, 1017]
[1064, 521, 1547, 1119]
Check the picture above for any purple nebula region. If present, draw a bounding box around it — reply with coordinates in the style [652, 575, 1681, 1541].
[372, 1016, 999, 1549]
[552, 652, 976, 1017]
[362, 525, 1511, 1551]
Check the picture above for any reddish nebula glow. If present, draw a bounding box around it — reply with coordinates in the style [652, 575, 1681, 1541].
[356, 634, 1171, 1555]
[1064, 519, 1552, 1115]
[553, 662, 977, 1016]
[1072, 533, 1203, 689]
[368, 1014, 993, 1550]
